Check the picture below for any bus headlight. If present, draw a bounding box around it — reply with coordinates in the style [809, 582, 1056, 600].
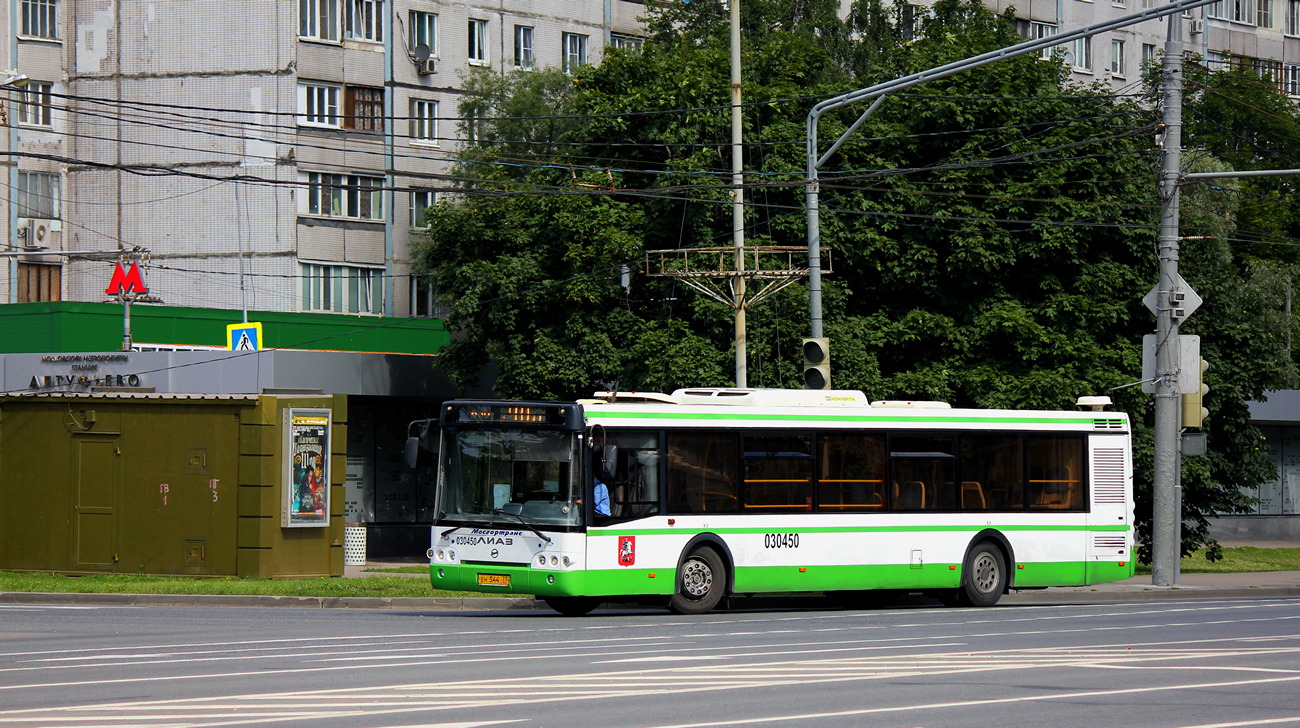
[537, 555, 547, 566]
[550, 556, 559, 566]
[448, 549, 456, 562]
[436, 549, 446, 561]
[563, 556, 572, 567]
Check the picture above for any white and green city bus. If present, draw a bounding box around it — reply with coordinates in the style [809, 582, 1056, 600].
[427, 388, 1133, 615]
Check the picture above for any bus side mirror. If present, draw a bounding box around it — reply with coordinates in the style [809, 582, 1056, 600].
[404, 418, 434, 469]
[403, 436, 421, 469]
[600, 444, 618, 477]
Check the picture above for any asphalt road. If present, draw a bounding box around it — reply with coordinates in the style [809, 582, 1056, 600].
[2, 597, 1300, 728]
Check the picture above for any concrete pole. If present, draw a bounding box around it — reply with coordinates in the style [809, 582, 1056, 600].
[1151, 11, 1184, 587]
[730, 0, 747, 387]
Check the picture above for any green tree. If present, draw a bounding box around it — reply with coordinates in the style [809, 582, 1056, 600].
[413, 0, 1297, 560]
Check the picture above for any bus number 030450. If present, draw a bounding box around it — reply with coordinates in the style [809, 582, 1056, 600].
[764, 533, 800, 549]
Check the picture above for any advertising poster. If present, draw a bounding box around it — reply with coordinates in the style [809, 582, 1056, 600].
[284, 409, 331, 527]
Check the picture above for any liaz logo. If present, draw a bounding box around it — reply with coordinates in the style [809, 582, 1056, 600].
[618, 536, 635, 566]
[105, 262, 148, 295]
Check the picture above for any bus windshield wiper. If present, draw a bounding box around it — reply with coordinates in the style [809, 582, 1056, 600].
[492, 509, 553, 544]
[439, 524, 466, 540]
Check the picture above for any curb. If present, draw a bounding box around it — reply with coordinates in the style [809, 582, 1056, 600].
[0, 591, 539, 610]
[1002, 585, 1300, 604]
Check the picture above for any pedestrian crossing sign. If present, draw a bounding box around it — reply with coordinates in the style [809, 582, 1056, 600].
[227, 322, 264, 351]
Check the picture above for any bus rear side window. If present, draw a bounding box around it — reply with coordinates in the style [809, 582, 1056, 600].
[1027, 436, 1085, 510]
[960, 435, 1024, 510]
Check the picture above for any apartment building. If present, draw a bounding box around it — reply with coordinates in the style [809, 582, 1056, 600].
[988, 0, 1300, 91]
[2, 0, 646, 319]
[0, 0, 647, 557]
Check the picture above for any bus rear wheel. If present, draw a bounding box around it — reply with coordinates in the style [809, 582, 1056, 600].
[543, 596, 601, 616]
[668, 546, 726, 615]
[959, 542, 1006, 607]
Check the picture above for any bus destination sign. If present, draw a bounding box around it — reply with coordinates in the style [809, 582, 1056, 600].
[457, 404, 566, 424]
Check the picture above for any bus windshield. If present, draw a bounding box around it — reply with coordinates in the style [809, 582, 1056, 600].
[437, 428, 582, 528]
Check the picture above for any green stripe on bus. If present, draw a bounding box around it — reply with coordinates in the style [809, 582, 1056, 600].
[592, 411, 1102, 425]
[431, 558, 1135, 598]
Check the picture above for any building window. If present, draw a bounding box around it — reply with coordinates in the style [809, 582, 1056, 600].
[16, 171, 60, 219]
[302, 263, 384, 314]
[610, 33, 644, 52]
[1070, 37, 1092, 71]
[1284, 64, 1300, 96]
[1110, 39, 1126, 76]
[1254, 57, 1281, 84]
[18, 262, 60, 303]
[16, 82, 53, 126]
[345, 86, 384, 132]
[468, 19, 489, 64]
[1016, 20, 1057, 59]
[465, 104, 480, 142]
[1206, 49, 1229, 70]
[298, 82, 341, 127]
[563, 33, 589, 72]
[411, 275, 435, 317]
[1258, 0, 1274, 26]
[299, 0, 340, 41]
[1141, 43, 1158, 66]
[514, 25, 535, 68]
[410, 189, 436, 228]
[1288, 0, 1300, 33]
[21, 0, 58, 39]
[411, 10, 437, 54]
[300, 171, 385, 221]
[410, 98, 438, 144]
[1207, 0, 1227, 18]
[344, 0, 382, 41]
[1231, 0, 1256, 23]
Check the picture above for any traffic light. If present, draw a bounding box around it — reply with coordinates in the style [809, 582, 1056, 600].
[802, 337, 831, 390]
[1181, 358, 1210, 428]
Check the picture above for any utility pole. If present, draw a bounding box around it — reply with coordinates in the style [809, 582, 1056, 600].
[646, 0, 818, 387]
[729, 0, 747, 387]
[1151, 11, 1186, 588]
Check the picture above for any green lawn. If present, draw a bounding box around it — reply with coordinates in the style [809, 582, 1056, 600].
[0, 570, 496, 599]
[1134, 546, 1300, 575]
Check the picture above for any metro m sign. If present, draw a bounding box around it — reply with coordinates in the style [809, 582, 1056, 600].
[105, 262, 149, 296]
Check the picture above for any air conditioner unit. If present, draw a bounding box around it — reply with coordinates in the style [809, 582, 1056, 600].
[23, 218, 55, 249]
[1189, 18, 1205, 35]
[417, 57, 437, 75]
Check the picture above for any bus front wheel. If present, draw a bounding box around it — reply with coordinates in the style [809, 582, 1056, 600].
[669, 546, 726, 614]
[959, 542, 1006, 607]
[543, 596, 601, 616]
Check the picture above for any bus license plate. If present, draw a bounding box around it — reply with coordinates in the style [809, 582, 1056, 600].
[478, 573, 510, 587]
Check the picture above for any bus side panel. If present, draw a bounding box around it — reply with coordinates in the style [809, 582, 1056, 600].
[1085, 433, 1136, 584]
[593, 518, 1097, 594]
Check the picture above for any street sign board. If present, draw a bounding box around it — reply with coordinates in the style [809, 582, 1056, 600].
[227, 322, 264, 351]
[1142, 333, 1199, 394]
[1143, 273, 1202, 322]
